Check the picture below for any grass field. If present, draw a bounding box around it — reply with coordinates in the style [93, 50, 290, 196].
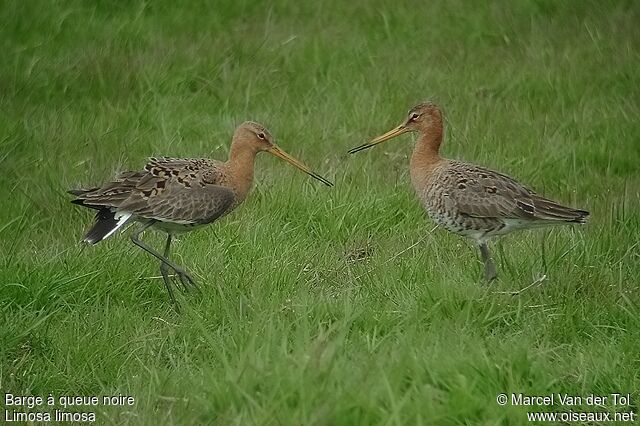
[1, 0, 639, 424]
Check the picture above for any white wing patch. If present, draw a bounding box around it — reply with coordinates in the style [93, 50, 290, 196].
[89, 211, 132, 243]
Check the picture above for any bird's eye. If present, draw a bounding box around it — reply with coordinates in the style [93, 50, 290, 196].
[257, 132, 266, 140]
[410, 113, 420, 121]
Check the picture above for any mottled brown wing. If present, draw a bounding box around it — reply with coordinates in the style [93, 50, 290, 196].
[71, 157, 233, 223]
[119, 181, 236, 224]
[445, 162, 538, 220]
[69, 170, 147, 208]
[144, 157, 226, 185]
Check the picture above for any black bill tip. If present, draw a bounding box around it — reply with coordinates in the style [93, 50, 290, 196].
[347, 143, 375, 154]
[311, 173, 334, 187]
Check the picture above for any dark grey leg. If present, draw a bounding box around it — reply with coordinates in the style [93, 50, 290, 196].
[130, 222, 197, 302]
[160, 234, 200, 293]
[479, 242, 498, 282]
[159, 234, 178, 301]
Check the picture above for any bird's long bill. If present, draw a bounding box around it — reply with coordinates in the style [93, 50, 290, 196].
[348, 124, 409, 154]
[268, 145, 333, 187]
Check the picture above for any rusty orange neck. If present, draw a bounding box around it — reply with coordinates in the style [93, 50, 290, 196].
[410, 122, 444, 172]
[227, 142, 259, 201]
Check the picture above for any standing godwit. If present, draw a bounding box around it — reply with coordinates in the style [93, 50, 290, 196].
[348, 102, 589, 281]
[70, 121, 333, 303]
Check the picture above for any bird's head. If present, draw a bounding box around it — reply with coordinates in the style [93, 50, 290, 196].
[233, 121, 333, 186]
[348, 102, 443, 154]
[234, 121, 276, 150]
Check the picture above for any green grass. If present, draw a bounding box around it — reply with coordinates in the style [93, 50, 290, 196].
[1, 0, 639, 424]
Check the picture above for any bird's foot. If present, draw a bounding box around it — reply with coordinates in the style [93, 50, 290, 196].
[173, 267, 200, 293]
[160, 264, 199, 303]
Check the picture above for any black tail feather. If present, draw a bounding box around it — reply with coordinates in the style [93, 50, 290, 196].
[570, 209, 590, 224]
[533, 196, 590, 224]
[84, 209, 119, 244]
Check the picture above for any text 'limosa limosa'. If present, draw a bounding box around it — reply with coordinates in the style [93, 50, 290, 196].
[70, 121, 333, 305]
[348, 102, 589, 281]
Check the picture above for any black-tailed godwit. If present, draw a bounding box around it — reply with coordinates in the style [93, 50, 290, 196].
[70, 121, 333, 303]
[349, 102, 589, 281]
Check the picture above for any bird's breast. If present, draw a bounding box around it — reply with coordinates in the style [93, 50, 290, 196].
[225, 164, 254, 206]
[411, 167, 456, 227]
[410, 164, 445, 214]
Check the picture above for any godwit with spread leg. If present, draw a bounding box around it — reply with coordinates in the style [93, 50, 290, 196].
[348, 102, 589, 281]
[70, 121, 333, 304]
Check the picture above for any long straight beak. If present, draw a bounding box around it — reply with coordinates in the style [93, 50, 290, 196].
[267, 145, 333, 186]
[348, 124, 409, 154]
